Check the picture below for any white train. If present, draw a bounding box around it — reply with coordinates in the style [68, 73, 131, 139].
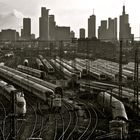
[23, 59, 29, 66]
[0, 67, 54, 102]
[56, 58, 81, 79]
[17, 65, 46, 79]
[36, 58, 44, 70]
[0, 80, 26, 116]
[97, 92, 128, 139]
[0, 65, 63, 96]
[38, 55, 55, 74]
[51, 59, 78, 80]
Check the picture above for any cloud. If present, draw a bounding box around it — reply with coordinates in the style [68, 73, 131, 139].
[0, 9, 24, 32]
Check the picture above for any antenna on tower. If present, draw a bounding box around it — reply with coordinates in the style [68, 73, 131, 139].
[93, 9, 94, 15]
[123, 0, 125, 6]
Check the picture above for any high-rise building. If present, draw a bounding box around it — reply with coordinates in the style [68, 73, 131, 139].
[0, 29, 18, 41]
[119, 5, 133, 42]
[88, 10, 96, 38]
[22, 18, 31, 40]
[79, 28, 85, 39]
[70, 31, 75, 39]
[98, 20, 107, 40]
[49, 15, 56, 41]
[98, 18, 117, 42]
[55, 26, 70, 41]
[39, 7, 49, 40]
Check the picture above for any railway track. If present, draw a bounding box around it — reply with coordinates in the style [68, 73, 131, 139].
[72, 98, 98, 140]
[54, 112, 65, 140]
[61, 100, 79, 140]
[0, 101, 6, 140]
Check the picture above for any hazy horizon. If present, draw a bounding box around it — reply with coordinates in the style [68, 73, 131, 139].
[0, 0, 140, 38]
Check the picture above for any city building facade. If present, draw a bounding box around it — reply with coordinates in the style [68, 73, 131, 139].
[88, 11, 96, 38]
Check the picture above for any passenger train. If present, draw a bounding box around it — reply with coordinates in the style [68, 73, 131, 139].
[38, 55, 55, 74]
[0, 65, 63, 96]
[0, 66, 62, 111]
[97, 91, 128, 139]
[23, 59, 29, 66]
[36, 58, 44, 70]
[51, 59, 78, 81]
[0, 80, 26, 116]
[17, 65, 46, 79]
[55, 58, 81, 79]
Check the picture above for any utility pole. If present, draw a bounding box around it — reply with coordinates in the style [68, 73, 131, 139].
[134, 43, 139, 115]
[119, 40, 123, 98]
[10, 92, 16, 140]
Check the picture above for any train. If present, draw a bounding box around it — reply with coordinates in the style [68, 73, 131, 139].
[36, 58, 44, 70]
[38, 55, 55, 74]
[23, 59, 29, 66]
[0, 66, 62, 111]
[0, 80, 26, 116]
[0, 66, 54, 102]
[55, 58, 81, 79]
[107, 87, 140, 116]
[17, 65, 46, 79]
[97, 91, 128, 139]
[50, 59, 78, 81]
[0, 65, 63, 97]
[65, 59, 88, 77]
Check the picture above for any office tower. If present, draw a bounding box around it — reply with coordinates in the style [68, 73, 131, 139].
[1, 29, 18, 41]
[88, 10, 96, 38]
[80, 28, 85, 39]
[98, 20, 107, 40]
[119, 5, 133, 42]
[22, 18, 31, 40]
[70, 31, 75, 39]
[49, 15, 56, 40]
[108, 18, 117, 41]
[98, 18, 117, 42]
[39, 7, 49, 40]
[55, 26, 70, 41]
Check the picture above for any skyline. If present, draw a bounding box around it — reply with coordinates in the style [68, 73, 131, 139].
[0, 0, 140, 38]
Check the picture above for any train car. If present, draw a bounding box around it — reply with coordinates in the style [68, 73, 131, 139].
[56, 58, 81, 79]
[69, 60, 88, 77]
[0, 67, 54, 102]
[38, 55, 55, 74]
[42, 58, 55, 74]
[0, 65, 63, 97]
[88, 68, 107, 80]
[17, 65, 46, 79]
[51, 59, 78, 81]
[0, 80, 26, 116]
[97, 91, 128, 139]
[36, 58, 44, 70]
[23, 59, 29, 66]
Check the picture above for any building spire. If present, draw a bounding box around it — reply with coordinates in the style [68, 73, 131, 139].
[93, 9, 94, 15]
[123, 5, 125, 15]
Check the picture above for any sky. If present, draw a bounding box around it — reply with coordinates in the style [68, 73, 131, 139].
[0, 0, 140, 38]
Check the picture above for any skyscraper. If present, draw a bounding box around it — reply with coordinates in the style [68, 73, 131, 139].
[22, 18, 31, 40]
[119, 5, 133, 42]
[88, 10, 96, 38]
[79, 28, 85, 39]
[70, 31, 75, 39]
[49, 15, 56, 41]
[98, 18, 117, 42]
[39, 7, 49, 40]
